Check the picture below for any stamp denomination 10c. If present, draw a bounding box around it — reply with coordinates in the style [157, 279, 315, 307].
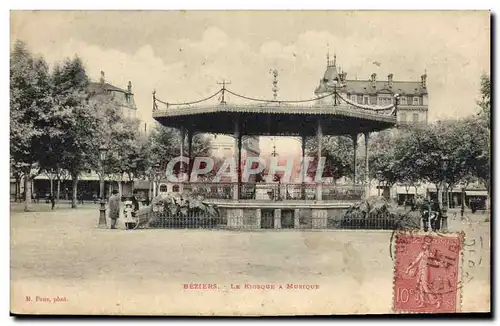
[393, 232, 463, 313]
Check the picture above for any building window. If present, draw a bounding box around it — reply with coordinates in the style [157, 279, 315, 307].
[350, 95, 356, 103]
[363, 96, 369, 104]
[399, 112, 407, 123]
[413, 113, 419, 123]
[159, 185, 168, 192]
[172, 185, 180, 192]
[413, 96, 420, 105]
[400, 96, 407, 105]
[378, 96, 391, 105]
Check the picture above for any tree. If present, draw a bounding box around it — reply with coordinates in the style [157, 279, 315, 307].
[149, 126, 212, 178]
[476, 74, 491, 202]
[10, 41, 51, 211]
[369, 131, 399, 193]
[102, 102, 145, 197]
[306, 135, 354, 183]
[52, 56, 101, 208]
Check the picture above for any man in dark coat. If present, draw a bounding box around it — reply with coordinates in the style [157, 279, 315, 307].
[131, 191, 140, 214]
[429, 199, 442, 232]
[49, 194, 55, 210]
[420, 199, 431, 232]
[108, 190, 120, 229]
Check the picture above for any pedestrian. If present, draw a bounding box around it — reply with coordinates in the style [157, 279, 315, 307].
[50, 194, 55, 210]
[108, 190, 120, 229]
[131, 191, 140, 213]
[421, 199, 431, 232]
[123, 198, 136, 230]
[93, 193, 98, 204]
[429, 199, 442, 232]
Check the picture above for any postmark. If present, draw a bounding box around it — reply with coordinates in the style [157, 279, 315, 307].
[393, 232, 463, 313]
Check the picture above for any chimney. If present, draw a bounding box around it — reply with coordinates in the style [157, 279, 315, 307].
[100, 71, 105, 84]
[388, 73, 394, 88]
[371, 73, 377, 88]
[421, 73, 427, 89]
[128, 81, 132, 93]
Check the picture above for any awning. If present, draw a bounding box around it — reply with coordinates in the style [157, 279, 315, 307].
[134, 180, 151, 190]
[466, 190, 488, 196]
[395, 186, 418, 195]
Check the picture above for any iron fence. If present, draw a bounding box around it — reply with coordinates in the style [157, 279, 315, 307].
[240, 183, 317, 201]
[184, 182, 234, 200]
[321, 185, 364, 201]
[131, 208, 417, 231]
[147, 210, 226, 229]
[171, 182, 367, 202]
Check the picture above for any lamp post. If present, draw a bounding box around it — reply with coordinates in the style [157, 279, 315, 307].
[376, 170, 383, 197]
[441, 155, 450, 232]
[333, 79, 338, 106]
[153, 163, 161, 197]
[98, 144, 108, 228]
[461, 186, 465, 219]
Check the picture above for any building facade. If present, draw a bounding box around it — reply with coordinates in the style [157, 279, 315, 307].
[88, 71, 138, 120]
[207, 134, 260, 158]
[312, 54, 488, 209]
[314, 54, 429, 125]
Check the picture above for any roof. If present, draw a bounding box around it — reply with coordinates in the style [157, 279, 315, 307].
[323, 65, 340, 83]
[315, 65, 427, 96]
[343, 80, 427, 96]
[153, 103, 397, 136]
[88, 82, 132, 95]
[88, 81, 137, 110]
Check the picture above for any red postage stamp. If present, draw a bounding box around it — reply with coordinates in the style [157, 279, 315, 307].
[393, 232, 463, 313]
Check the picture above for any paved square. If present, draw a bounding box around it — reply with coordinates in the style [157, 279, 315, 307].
[10, 204, 490, 315]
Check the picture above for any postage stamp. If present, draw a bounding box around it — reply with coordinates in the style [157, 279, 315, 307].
[393, 232, 464, 313]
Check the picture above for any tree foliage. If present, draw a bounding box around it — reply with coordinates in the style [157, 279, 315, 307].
[10, 40, 52, 210]
[369, 115, 490, 194]
[148, 125, 212, 177]
[306, 135, 354, 182]
[10, 40, 154, 208]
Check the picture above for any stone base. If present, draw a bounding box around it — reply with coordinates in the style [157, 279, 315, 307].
[218, 202, 352, 230]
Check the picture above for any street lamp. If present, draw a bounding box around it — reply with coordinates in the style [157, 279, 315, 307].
[441, 155, 450, 232]
[332, 79, 339, 106]
[153, 163, 161, 197]
[376, 170, 383, 197]
[98, 144, 108, 228]
[461, 186, 465, 219]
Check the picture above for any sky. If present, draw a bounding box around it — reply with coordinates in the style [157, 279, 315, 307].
[10, 11, 490, 155]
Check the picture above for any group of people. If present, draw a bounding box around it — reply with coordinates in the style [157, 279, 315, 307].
[108, 190, 141, 229]
[419, 198, 443, 232]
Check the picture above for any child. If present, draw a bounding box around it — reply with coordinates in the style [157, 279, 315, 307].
[123, 199, 136, 230]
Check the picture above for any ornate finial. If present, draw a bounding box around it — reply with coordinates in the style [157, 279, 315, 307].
[100, 71, 105, 84]
[271, 137, 278, 157]
[333, 53, 337, 67]
[326, 43, 330, 66]
[152, 89, 158, 111]
[270, 68, 279, 101]
[217, 79, 232, 104]
[127, 81, 132, 93]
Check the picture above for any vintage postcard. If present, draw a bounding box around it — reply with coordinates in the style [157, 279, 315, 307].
[10, 10, 490, 316]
